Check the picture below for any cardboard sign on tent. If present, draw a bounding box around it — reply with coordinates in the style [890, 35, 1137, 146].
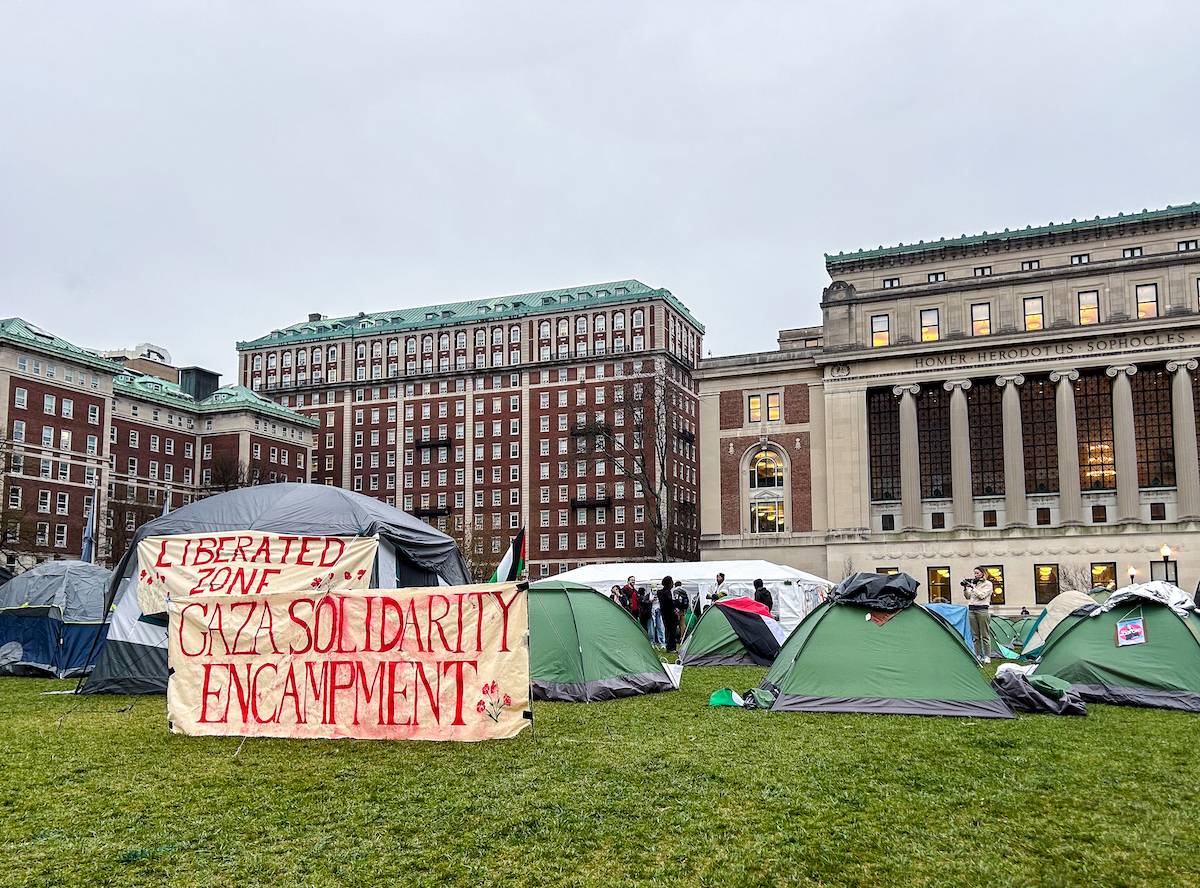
[1030, 583, 1200, 712]
[679, 597, 785, 666]
[80, 484, 471, 696]
[763, 572, 1014, 718]
[528, 580, 675, 702]
[0, 560, 110, 678]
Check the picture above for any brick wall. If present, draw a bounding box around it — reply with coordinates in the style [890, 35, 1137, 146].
[719, 390, 742, 429]
[784, 384, 809, 424]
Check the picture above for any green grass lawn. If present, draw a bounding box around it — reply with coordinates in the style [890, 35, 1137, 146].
[1, 668, 1197, 888]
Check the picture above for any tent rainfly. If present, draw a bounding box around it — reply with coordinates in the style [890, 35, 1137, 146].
[1019, 590, 1097, 659]
[528, 580, 675, 702]
[79, 483, 470, 695]
[762, 572, 1014, 718]
[679, 597, 786, 666]
[553, 560, 830, 632]
[1030, 582, 1200, 712]
[0, 560, 111, 678]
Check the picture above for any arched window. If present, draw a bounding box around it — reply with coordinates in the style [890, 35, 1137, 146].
[422, 335, 433, 352]
[355, 344, 366, 360]
[455, 332, 466, 348]
[476, 329, 486, 346]
[539, 320, 551, 338]
[632, 308, 644, 327]
[327, 345, 337, 362]
[576, 316, 587, 334]
[406, 338, 416, 354]
[747, 447, 786, 533]
[492, 327, 503, 345]
[613, 311, 625, 331]
[372, 341, 382, 357]
[252, 355, 262, 370]
[509, 325, 521, 343]
[388, 339, 398, 355]
[439, 333, 449, 350]
[595, 314, 606, 333]
[557, 319, 569, 337]
[311, 347, 321, 363]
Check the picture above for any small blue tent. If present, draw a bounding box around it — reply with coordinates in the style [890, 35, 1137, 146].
[922, 603, 976, 653]
[0, 560, 110, 677]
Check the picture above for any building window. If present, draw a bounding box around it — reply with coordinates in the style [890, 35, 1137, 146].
[1021, 378, 1059, 493]
[1178, 240, 1198, 252]
[871, 314, 890, 348]
[1035, 507, 1051, 526]
[1089, 562, 1116, 591]
[880, 514, 895, 531]
[749, 449, 784, 488]
[1091, 504, 1107, 524]
[1076, 372, 1116, 491]
[1034, 564, 1060, 605]
[867, 390, 900, 501]
[1131, 368, 1174, 488]
[1135, 283, 1159, 319]
[877, 566, 899, 575]
[927, 272, 945, 283]
[974, 266, 991, 277]
[883, 277, 900, 289]
[970, 303, 991, 337]
[930, 511, 945, 529]
[1123, 246, 1143, 258]
[919, 308, 940, 342]
[927, 567, 951, 604]
[1023, 296, 1044, 331]
[981, 566, 1005, 605]
[747, 394, 761, 423]
[968, 383, 1004, 496]
[983, 510, 997, 527]
[749, 500, 785, 534]
[917, 387, 952, 499]
[1077, 290, 1100, 326]
[1150, 502, 1167, 521]
[1071, 253, 1089, 265]
[1021, 259, 1040, 271]
[766, 393, 780, 421]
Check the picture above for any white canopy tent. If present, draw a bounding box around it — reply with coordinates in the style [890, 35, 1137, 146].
[553, 560, 831, 632]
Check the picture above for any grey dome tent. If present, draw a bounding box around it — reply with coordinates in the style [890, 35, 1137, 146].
[0, 560, 110, 677]
[79, 483, 470, 695]
[529, 580, 675, 702]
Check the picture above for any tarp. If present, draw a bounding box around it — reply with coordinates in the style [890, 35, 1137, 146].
[553, 560, 830, 632]
[1020, 590, 1097, 659]
[923, 603, 975, 653]
[528, 579, 674, 702]
[80, 484, 470, 695]
[0, 561, 110, 677]
[679, 597, 785, 666]
[1031, 588, 1200, 712]
[763, 587, 1013, 719]
[829, 572, 919, 612]
[991, 668, 1087, 716]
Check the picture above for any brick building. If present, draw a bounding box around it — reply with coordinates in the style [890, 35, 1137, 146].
[235, 279, 704, 578]
[0, 318, 315, 571]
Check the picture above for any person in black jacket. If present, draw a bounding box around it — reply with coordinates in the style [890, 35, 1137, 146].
[753, 578, 773, 614]
[658, 575, 679, 652]
[637, 587, 653, 634]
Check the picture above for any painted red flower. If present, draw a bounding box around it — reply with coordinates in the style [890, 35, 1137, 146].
[502, 694, 512, 706]
[475, 700, 486, 714]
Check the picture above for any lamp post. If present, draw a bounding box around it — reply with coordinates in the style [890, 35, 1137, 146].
[1128, 565, 1137, 586]
[1157, 544, 1176, 584]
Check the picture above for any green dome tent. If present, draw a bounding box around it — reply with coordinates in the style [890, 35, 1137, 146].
[1019, 590, 1097, 659]
[529, 580, 675, 702]
[763, 573, 1013, 718]
[1030, 583, 1200, 712]
[678, 597, 785, 666]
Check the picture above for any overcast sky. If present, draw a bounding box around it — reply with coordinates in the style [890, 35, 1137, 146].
[3, 2, 1199, 380]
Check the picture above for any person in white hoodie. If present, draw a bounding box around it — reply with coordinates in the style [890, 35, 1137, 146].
[962, 566, 994, 664]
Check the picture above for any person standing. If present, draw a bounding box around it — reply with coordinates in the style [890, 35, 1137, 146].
[963, 566, 994, 664]
[622, 576, 639, 618]
[637, 587, 653, 635]
[650, 586, 666, 647]
[752, 578, 773, 614]
[658, 575, 679, 652]
[706, 572, 729, 608]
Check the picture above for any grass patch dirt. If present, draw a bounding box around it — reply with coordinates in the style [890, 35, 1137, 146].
[1, 667, 1197, 887]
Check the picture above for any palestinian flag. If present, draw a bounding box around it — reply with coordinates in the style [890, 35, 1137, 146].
[489, 527, 526, 583]
[679, 597, 786, 666]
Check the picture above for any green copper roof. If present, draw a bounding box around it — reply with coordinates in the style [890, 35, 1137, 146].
[236, 279, 705, 350]
[825, 202, 1200, 266]
[114, 374, 317, 427]
[0, 317, 124, 373]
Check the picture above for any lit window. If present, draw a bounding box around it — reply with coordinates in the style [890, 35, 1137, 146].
[766, 393, 780, 422]
[1136, 283, 1159, 319]
[1071, 253, 1089, 265]
[747, 395, 761, 423]
[919, 308, 940, 342]
[871, 314, 889, 348]
[1023, 297, 1044, 331]
[749, 500, 785, 534]
[1034, 564, 1060, 605]
[749, 450, 784, 488]
[883, 277, 900, 289]
[1077, 290, 1099, 326]
[971, 303, 990, 337]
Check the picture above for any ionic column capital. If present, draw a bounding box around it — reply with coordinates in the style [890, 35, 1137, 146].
[995, 374, 1025, 388]
[891, 383, 920, 397]
[1049, 368, 1079, 383]
[1105, 364, 1138, 378]
[942, 379, 973, 392]
[1166, 358, 1199, 373]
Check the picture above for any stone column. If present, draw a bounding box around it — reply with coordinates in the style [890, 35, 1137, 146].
[943, 380, 973, 530]
[1049, 369, 1082, 525]
[1167, 359, 1200, 521]
[893, 384, 921, 531]
[1107, 364, 1140, 523]
[996, 375, 1027, 527]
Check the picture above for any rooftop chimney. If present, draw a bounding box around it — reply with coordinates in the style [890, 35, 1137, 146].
[308, 312, 322, 322]
[179, 367, 221, 401]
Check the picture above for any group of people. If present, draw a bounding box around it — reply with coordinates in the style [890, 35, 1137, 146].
[608, 571, 777, 652]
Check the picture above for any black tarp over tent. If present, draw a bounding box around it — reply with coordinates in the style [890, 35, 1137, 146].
[79, 483, 470, 695]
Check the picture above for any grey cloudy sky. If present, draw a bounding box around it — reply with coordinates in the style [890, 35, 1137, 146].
[3, 2, 1199, 380]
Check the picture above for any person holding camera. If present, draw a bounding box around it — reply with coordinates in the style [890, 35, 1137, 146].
[961, 567, 994, 664]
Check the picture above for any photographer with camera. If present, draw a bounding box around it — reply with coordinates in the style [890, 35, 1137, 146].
[961, 567, 994, 664]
